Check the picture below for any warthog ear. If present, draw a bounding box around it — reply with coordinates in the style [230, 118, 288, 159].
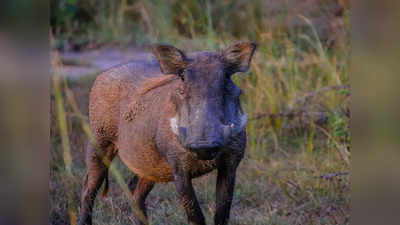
[222, 42, 257, 73]
[152, 44, 188, 75]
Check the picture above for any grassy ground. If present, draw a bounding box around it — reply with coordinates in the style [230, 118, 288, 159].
[50, 1, 350, 224]
[50, 36, 350, 225]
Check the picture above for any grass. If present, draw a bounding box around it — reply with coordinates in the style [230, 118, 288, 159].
[50, 1, 350, 224]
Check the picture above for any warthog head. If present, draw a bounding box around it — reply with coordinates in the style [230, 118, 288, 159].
[153, 42, 257, 160]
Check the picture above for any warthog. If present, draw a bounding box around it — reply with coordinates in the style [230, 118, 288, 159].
[78, 42, 257, 225]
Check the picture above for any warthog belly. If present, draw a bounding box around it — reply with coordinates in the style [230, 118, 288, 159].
[118, 147, 217, 182]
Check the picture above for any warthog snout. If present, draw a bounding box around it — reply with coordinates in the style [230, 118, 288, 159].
[186, 139, 223, 160]
[182, 126, 225, 159]
[177, 114, 247, 160]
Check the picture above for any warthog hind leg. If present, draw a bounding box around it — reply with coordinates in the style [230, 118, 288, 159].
[130, 177, 154, 225]
[78, 142, 116, 225]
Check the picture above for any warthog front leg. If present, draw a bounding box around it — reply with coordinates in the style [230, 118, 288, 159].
[173, 172, 206, 225]
[214, 153, 240, 225]
[129, 176, 155, 225]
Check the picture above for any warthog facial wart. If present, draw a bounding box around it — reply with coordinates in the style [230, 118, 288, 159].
[170, 116, 179, 135]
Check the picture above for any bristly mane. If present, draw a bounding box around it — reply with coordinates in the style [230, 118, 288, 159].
[138, 74, 178, 96]
[124, 75, 178, 122]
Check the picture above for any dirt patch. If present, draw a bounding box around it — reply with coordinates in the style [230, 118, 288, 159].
[57, 46, 152, 79]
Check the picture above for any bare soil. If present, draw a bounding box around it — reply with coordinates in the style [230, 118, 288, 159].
[58, 46, 152, 79]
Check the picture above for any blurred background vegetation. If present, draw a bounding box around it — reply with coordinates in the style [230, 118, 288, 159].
[50, 0, 350, 224]
[50, 0, 349, 49]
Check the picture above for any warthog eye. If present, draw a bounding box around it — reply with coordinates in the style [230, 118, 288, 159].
[178, 69, 185, 81]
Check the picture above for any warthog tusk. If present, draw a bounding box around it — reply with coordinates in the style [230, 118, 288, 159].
[231, 114, 247, 137]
